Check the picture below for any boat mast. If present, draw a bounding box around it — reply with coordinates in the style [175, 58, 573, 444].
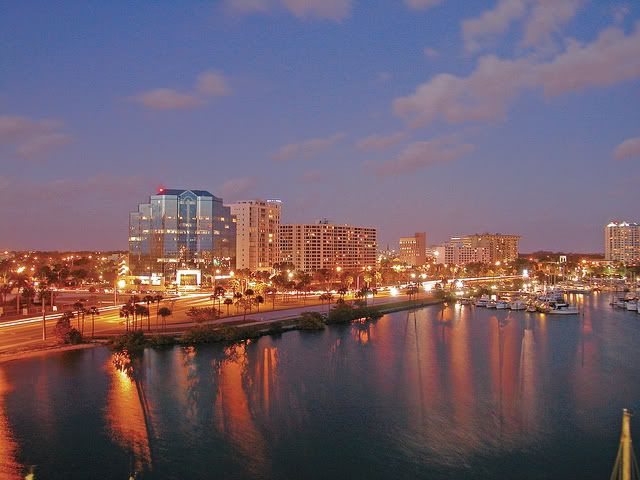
[611, 409, 639, 480]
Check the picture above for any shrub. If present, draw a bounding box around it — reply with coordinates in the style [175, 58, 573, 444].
[186, 307, 220, 324]
[297, 312, 325, 330]
[110, 331, 146, 352]
[352, 306, 383, 321]
[326, 304, 355, 324]
[148, 334, 176, 347]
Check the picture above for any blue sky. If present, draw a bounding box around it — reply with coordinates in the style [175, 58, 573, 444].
[1, 0, 639, 252]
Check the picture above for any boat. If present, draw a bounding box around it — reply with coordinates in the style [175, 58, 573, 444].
[626, 300, 638, 311]
[487, 300, 497, 309]
[474, 295, 490, 307]
[458, 297, 473, 305]
[509, 299, 527, 310]
[547, 302, 579, 315]
[526, 304, 537, 313]
[496, 300, 509, 310]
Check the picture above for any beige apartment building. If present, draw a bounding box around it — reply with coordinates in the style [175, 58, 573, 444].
[438, 233, 520, 265]
[228, 199, 282, 271]
[399, 232, 427, 266]
[605, 221, 640, 264]
[279, 221, 377, 272]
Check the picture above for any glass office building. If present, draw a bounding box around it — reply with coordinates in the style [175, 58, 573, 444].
[129, 188, 236, 283]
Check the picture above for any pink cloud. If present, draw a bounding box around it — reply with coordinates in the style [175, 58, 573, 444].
[356, 131, 408, 151]
[272, 132, 345, 162]
[394, 22, 640, 127]
[372, 136, 474, 176]
[613, 137, 640, 160]
[405, 0, 443, 11]
[226, 0, 352, 20]
[522, 0, 583, 49]
[0, 114, 71, 159]
[134, 88, 203, 110]
[219, 177, 258, 199]
[424, 47, 439, 59]
[134, 70, 231, 110]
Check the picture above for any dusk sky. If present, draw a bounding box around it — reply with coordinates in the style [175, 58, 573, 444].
[1, 0, 639, 253]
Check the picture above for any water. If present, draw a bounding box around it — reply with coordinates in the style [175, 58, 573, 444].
[1, 293, 639, 479]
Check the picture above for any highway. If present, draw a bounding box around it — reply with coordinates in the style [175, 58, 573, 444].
[0, 291, 419, 355]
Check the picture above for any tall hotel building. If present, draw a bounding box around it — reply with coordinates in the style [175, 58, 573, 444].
[279, 220, 377, 272]
[228, 199, 282, 271]
[129, 189, 235, 283]
[605, 221, 640, 264]
[399, 232, 427, 266]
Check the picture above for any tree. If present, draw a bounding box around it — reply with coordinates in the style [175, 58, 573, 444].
[54, 312, 82, 344]
[223, 297, 233, 316]
[233, 292, 243, 313]
[158, 307, 172, 331]
[319, 292, 334, 312]
[213, 286, 226, 312]
[135, 304, 149, 330]
[87, 306, 100, 338]
[255, 295, 264, 312]
[119, 304, 134, 331]
[236, 297, 253, 321]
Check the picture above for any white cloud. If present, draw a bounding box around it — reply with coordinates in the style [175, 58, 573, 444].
[613, 137, 640, 160]
[134, 70, 231, 110]
[613, 4, 631, 24]
[522, 0, 583, 49]
[462, 0, 583, 53]
[272, 132, 345, 162]
[394, 22, 640, 127]
[226, 0, 352, 20]
[356, 131, 408, 151]
[0, 115, 72, 159]
[405, 0, 443, 11]
[372, 136, 474, 176]
[462, 0, 528, 53]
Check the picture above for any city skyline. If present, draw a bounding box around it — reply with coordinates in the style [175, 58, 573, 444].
[2, 1, 640, 252]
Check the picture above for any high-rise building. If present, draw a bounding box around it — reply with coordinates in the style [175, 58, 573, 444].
[279, 220, 377, 272]
[229, 199, 282, 271]
[605, 221, 640, 264]
[436, 233, 520, 265]
[129, 188, 235, 283]
[399, 232, 427, 266]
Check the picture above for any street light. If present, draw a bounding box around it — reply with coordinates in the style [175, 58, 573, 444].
[114, 278, 126, 305]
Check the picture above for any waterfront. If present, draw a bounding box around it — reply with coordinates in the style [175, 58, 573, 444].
[1, 293, 639, 479]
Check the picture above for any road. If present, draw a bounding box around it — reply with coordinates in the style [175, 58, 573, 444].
[0, 291, 422, 355]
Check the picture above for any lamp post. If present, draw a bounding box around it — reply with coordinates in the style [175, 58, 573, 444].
[114, 278, 126, 306]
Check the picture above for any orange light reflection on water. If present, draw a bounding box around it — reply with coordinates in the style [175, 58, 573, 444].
[0, 369, 20, 478]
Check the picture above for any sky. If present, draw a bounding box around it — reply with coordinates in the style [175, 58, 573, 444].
[1, 0, 639, 253]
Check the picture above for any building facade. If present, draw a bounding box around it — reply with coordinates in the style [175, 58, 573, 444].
[605, 221, 640, 264]
[436, 233, 520, 265]
[229, 199, 282, 271]
[129, 189, 235, 283]
[399, 232, 427, 266]
[279, 221, 377, 272]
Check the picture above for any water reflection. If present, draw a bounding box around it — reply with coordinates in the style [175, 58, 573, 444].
[105, 352, 152, 475]
[1, 295, 638, 479]
[0, 369, 20, 478]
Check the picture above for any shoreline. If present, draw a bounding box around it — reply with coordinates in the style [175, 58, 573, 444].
[0, 298, 443, 363]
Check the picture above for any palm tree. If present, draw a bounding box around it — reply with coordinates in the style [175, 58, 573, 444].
[135, 304, 149, 331]
[213, 286, 226, 312]
[233, 292, 243, 313]
[153, 293, 164, 329]
[236, 297, 253, 321]
[73, 301, 84, 330]
[143, 295, 154, 331]
[223, 298, 233, 316]
[87, 306, 100, 338]
[119, 304, 133, 331]
[158, 307, 172, 331]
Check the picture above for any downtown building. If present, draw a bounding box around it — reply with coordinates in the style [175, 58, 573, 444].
[605, 221, 640, 264]
[399, 232, 427, 266]
[129, 188, 235, 285]
[228, 199, 282, 271]
[279, 220, 377, 272]
[436, 233, 520, 265]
